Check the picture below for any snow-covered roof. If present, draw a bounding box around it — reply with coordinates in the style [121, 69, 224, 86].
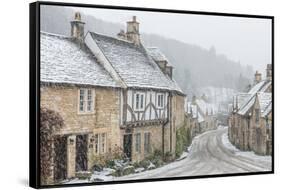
[40, 32, 120, 88]
[90, 32, 182, 93]
[248, 80, 271, 94]
[233, 93, 251, 111]
[260, 81, 272, 92]
[146, 47, 171, 65]
[262, 102, 272, 117]
[258, 93, 272, 116]
[236, 80, 271, 115]
[196, 99, 216, 116]
[238, 93, 271, 116]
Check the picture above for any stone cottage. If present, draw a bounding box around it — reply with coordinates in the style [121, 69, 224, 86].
[40, 12, 185, 184]
[228, 64, 272, 155]
[185, 96, 217, 138]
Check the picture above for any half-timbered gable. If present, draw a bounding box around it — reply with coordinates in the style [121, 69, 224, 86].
[85, 31, 183, 127]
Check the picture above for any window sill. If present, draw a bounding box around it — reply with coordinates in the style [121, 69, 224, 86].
[77, 111, 95, 115]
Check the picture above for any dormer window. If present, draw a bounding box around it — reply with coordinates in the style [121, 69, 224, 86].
[79, 89, 94, 113]
[134, 92, 145, 111]
[157, 93, 164, 109]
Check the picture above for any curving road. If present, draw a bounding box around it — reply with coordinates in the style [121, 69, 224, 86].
[115, 127, 272, 181]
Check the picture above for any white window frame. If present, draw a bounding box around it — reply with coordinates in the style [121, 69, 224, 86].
[94, 133, 107, 155]
[156, 93, 165, 109]
[135, 133, 141, 153]
[78, 88, 94, 114]
[94, 134, 99, 154]
[101, 133, 107, 154]
[134, 92, 145, 111]
[144, 132, 151, 154]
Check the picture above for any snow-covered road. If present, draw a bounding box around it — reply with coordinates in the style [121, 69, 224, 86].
[114, 127, 272, 181]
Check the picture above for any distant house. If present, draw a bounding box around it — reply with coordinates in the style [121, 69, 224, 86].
[185, 95, 217, 138]
[228, 65, 272, 155]
[40, 12, 185, 183]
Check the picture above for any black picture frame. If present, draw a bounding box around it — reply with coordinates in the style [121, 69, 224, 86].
[30, 1, 274, 189]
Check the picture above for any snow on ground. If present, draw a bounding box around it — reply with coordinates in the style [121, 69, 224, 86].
[221, 130, 271, 163]
[64, 126, 271, 184]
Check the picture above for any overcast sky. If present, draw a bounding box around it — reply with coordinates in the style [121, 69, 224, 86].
[75, 7, 272, 73]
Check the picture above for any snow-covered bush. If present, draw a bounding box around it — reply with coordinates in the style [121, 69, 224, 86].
[90, 146, 126, 171]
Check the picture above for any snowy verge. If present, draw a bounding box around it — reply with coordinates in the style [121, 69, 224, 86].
[221, 131, 271, 163]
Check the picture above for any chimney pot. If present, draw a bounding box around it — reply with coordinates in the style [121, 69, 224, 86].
[70, 12, 85, 44]
[133, 16, 137, 22]
[74, 12, 81, 21]
[254, 70, 262, 84]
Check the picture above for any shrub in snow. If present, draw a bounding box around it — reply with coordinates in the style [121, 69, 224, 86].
[92, 164, 103, 172]
[147, 162, 156, 170]
[139, 160, 151, 169]
[163, 152, 173, 162]
[135, 167, 145, 173]
[122, 165, 135, 175]
[152, 158, 164, 167]
[76, 171, 91, 180]
[90, 146, 126, 171]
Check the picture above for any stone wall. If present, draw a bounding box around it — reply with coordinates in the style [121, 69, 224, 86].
[229, 102, 272, 155]
[170, 94, 185, 156]
[122, 124, 163, 162]
[40, 85, 121, 180]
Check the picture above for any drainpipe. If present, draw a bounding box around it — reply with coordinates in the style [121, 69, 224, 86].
[169, 93, 173, 153]
[162, 92, 172, 157]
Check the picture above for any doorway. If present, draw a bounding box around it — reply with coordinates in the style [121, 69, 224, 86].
[76, 135, 88, 172]
[123, 134, 132, 160]
[54, 136, 67, 181]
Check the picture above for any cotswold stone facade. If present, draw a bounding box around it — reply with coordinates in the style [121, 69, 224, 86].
[40, 12, 185, 184]
[41, 85, 122, 181]
[228, 65, 272, 155]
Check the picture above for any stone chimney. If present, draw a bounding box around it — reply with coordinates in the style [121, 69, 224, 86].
[70, 12, 85, 43]
[254, 70, 262, 84]
[266, 64, 272, 81]
[126, 16, 141, 45]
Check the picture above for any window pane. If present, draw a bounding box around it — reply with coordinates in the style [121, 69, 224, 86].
[140, 94, 144, 109]
[79, 89, 85, 111]
[136, 94, 139, 109]
[144, 132, 150, 153]
[135, 133, 141, 153]
[101, 133, 106, 153]
[87, 89, 92, 112]
[95, 134, 99, 154]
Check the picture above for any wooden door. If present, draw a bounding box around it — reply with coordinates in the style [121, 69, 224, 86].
[76, 135, 88, 172]
[54, 136, 67, 181]
[123, 134, 132, 160]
